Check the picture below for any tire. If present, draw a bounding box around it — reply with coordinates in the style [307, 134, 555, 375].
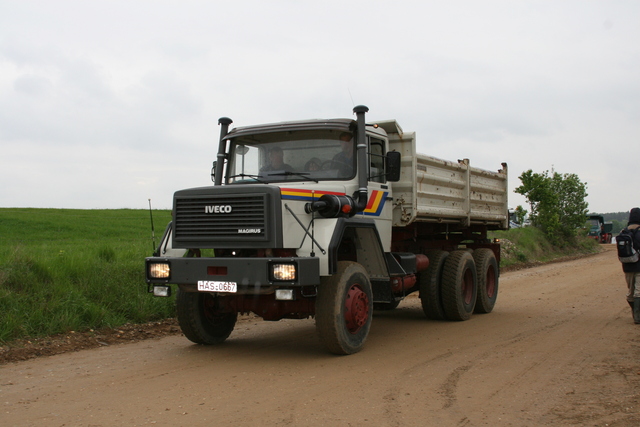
[441, 250, 477, 321]
[419, 250, 449, 320]
[473, 248, 499, 314]
[176, 289, 237, 345]
[315, 261, 373, 355]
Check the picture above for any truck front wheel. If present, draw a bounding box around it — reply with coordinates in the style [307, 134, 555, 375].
[176, 289, 237, 345]
[441, 250, 477, 321]
[315, 261, 373, 355]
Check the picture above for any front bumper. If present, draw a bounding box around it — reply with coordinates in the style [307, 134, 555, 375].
[145, 256, 320, 290]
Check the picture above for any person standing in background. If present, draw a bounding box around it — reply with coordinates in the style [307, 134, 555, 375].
[620, 208, 640, 324]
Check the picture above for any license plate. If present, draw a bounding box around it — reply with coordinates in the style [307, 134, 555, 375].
[197, 281, 238, 293]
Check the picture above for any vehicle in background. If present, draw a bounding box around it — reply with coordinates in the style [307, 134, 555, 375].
[587, 214, 613, 243]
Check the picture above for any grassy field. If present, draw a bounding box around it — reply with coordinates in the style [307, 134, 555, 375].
[0, 208, 175, 344]
[1, 208, 601, 345]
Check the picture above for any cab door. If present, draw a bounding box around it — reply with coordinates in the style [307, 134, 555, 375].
[359, 136, 393, 251]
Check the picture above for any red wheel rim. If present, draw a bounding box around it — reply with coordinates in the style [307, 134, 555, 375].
[345, 284, 369, 334]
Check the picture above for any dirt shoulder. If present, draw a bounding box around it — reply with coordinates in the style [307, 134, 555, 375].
[0, 319, 182, 365]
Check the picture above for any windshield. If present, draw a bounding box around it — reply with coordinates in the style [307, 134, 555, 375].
[225, 129, 355, 184]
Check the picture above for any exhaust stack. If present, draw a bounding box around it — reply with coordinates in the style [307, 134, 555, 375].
[214, 117, 233, 185]
[353, 105, 369, 213]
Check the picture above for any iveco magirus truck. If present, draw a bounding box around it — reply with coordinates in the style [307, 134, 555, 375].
[146, 106, 508, 354]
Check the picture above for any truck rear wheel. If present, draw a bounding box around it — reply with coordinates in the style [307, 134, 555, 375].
[419, 250, 449, 320]
[176, 289, 237, 345]
[473, 248, 499, 314]
[315, 261, 373, 355]
[441, 250, 477, 321]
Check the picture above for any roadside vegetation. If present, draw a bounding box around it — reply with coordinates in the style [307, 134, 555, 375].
[1, 206, 602, 346]
[502, 167, 601, 268]
[515, 169, 589, 246]
[490, 225, 600, 270]
[0, 208, 174, 344]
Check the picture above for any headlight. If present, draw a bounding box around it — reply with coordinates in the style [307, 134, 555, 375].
[148, 262, 171, 279]
[272, 263, 296, 281]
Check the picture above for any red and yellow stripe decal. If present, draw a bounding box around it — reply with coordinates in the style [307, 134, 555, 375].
[362, 190, 388, 216]
[281, 188, 388, 217]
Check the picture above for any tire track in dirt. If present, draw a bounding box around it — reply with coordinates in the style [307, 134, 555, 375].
[440, 364, 472, 409]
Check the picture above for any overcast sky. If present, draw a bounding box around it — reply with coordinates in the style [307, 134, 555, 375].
[1, 1, 638, 214]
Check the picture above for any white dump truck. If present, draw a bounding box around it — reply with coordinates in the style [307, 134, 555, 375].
[146, 106, 508, 354]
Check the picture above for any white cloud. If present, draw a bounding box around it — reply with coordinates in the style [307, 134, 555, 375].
[1, 0, 639, 213]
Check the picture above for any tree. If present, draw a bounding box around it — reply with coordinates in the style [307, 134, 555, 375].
[515, 169, 589, 245]
[514, 205, 527, 225]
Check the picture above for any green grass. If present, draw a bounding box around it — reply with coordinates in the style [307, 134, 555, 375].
[0, 208, 175, 344]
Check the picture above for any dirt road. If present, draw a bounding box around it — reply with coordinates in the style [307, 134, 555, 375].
[2, 246, 639, 426]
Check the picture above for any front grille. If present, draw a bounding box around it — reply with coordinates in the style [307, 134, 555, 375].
[172, 186, 282, 248]
[175, 194, 266, 240]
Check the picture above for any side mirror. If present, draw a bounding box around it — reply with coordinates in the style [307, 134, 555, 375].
[386, 151, 401, 182]
[210, 161, 217, 182]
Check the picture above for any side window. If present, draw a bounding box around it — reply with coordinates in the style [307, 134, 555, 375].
[368, 138, 386, 183]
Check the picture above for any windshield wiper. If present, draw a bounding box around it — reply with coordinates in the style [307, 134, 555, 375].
[228, 174, 267, 183]
[264, 171, 319, 183]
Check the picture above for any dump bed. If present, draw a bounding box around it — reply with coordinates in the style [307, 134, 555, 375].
[376, 121, 509, 229]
